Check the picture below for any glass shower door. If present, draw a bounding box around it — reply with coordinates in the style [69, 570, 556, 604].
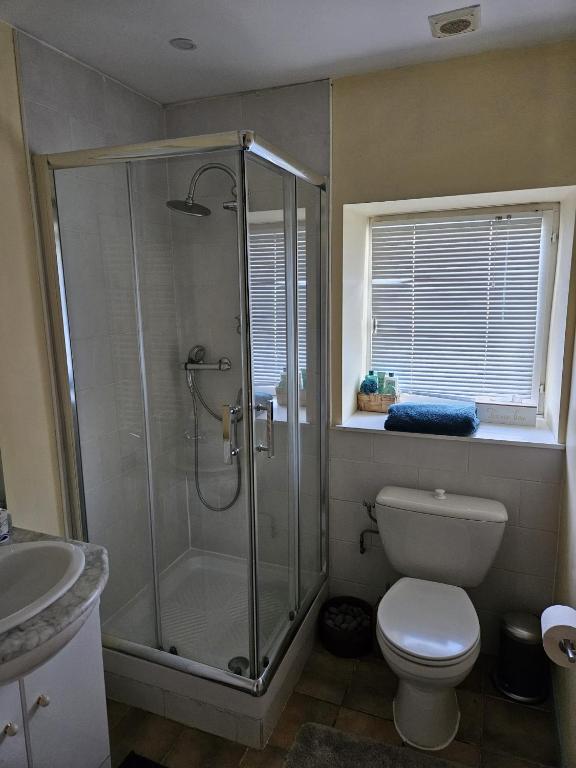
[53, 164, 159, 648]
[44, 134, 327, 691]
[296, 179, 324, 603]
[128, 152, 252, 673]
[245, 157, 297, 673]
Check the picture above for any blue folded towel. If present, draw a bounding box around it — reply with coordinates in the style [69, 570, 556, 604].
[385, 402, 479, 437]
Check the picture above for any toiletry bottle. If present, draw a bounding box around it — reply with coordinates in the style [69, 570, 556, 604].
[360, 370, 379, 394]
[377, 371, 386, 394]
[384, 371, 399, 397]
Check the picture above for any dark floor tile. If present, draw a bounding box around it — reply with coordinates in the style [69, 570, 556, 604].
[107, 699, 132, 730]
[239, 745, 287, 767]
[458, 656, 485, 694]
[481, 751, 547, 768]
[268, 692, 339, 751]
[110, 708, 183, 768]
[342, 655, 397, 720]
[163, 726, 246, 768]
[335, 707, 402, 746]
[410, 739, 481, 767]
[295, 650, 355, 705]
[457, 689, 483, 744]
[342, 681, 394, 720]
[483, 696, 559, 766]
[354, 657, 397, 691]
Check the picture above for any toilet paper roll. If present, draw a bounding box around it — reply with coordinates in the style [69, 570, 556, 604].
[541, 605, 576, 668]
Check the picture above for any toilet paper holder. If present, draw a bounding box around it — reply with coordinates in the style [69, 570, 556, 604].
[559, 639, 576, 663]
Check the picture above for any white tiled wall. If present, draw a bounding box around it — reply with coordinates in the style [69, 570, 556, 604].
[329, 428, 564, 652]
[17, 34, 164, 154]
[129, 161, 190, 574]
[166, 152, 248, 559]
[165, 80, 330, 177]
[164, 82, 330, 565]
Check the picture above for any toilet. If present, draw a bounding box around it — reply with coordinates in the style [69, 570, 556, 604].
[375, 486, 507, 751]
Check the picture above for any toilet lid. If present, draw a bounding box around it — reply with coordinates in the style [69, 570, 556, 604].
[377, 578, 479, 662]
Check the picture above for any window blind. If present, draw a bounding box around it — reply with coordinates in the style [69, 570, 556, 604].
[370, 211, 546, 401]
[248, 224, 306, 387]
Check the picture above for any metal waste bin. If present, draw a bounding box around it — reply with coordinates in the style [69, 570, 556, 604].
[493, 612, 549, 703]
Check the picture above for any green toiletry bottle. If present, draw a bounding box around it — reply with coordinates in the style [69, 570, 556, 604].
[384, 371, 398, 396]
[367, 370, 379, 391]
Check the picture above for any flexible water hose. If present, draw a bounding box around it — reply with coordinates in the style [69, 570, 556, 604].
[186, 369, 242, 511]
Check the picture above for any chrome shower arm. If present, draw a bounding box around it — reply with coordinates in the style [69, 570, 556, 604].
[185, 163, 237, 204]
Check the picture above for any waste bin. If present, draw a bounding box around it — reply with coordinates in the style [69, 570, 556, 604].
[319, 596, 373, 657]
[493, 611, 549, 704]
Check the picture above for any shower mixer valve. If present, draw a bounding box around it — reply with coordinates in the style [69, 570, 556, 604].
[182, 345, 231, 371]
[183, 357, 231, 371]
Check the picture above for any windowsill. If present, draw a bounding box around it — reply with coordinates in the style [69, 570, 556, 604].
[335, 411, 564, 449]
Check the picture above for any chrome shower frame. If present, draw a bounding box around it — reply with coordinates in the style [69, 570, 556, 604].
[32, 130, 329, 697]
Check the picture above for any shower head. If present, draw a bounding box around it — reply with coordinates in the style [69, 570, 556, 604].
[166, 198, 211, 216]
[166, 162, 237, 217]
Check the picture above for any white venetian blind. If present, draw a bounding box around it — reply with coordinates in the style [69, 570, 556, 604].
[370, 211, 546, 400]
[248, 223, 307, 387]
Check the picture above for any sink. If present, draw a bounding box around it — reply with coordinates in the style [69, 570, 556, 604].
[0, 541, 85, 635]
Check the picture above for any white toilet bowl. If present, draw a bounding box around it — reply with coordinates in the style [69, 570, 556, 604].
[376, 577, 480, 751]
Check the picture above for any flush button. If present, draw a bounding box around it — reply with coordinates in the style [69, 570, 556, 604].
[434, 488, 447, 500]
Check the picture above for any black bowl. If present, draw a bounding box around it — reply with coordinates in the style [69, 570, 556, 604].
[319, 596, 374, 658]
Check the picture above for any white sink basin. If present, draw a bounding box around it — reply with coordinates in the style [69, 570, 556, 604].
[0, 541, 85, 635]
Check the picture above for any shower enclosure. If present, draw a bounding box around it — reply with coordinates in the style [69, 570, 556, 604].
[34, 131, 327, 695]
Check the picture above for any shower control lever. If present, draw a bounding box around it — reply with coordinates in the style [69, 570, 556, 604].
[223, 405, 241, 465]
[183, 357, 231, 371]
[255, 399, 275, 459]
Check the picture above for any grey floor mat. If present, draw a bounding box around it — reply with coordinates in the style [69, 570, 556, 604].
[285, 723, 455, 768]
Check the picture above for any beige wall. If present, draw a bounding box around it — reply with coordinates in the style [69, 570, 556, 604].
[0, 22, 64, 534]
[556, 298, 576, 765]
[332, 39, 576, 764]
[331, 40, 576, 424]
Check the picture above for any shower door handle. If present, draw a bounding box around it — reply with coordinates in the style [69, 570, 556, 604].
[222, 405, 240, 465]
[255, 399, 275, 459]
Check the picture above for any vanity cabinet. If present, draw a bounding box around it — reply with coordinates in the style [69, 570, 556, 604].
[0, 682, 27, 767]
[0, 606, 110, 768]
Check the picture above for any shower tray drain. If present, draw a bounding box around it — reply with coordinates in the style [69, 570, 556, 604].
[228, 656, 250, 676]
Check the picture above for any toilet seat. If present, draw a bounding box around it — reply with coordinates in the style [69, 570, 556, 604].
[377, 577, 480, 665]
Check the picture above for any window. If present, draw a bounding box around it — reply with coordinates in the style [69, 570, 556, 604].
[369, 207, 557, 403]
[248, 222, 306, 387]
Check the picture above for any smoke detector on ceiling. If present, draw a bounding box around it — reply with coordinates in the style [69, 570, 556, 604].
[429, 5, 481, 38]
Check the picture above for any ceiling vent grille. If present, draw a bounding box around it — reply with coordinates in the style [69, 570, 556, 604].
[429, 5, 481, 38]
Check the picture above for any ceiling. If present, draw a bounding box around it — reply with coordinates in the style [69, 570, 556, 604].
[1, 0, 575, 104]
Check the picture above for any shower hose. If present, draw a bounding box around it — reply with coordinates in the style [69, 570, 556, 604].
[186, 369, 242, 511]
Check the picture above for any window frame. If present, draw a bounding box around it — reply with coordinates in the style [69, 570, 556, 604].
[366, 203, 560, 407]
